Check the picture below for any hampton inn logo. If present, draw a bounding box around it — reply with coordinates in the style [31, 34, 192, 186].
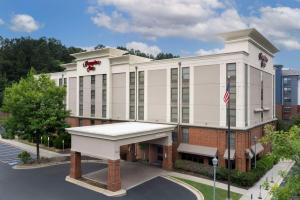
[83, 60, 101, 72]
[258, 53, 268, 68]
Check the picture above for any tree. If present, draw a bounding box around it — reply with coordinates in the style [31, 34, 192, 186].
[2, 69, 69, 161]
[0, 36, 83, 106]
[94, 44, 106, 50]
[116, 46, 179, 60]
[263, 125, 300, 199]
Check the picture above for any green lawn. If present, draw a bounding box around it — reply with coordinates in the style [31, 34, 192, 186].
[175, 177, 242, 200]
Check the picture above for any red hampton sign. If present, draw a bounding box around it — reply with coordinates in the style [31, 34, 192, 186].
[83, 60, 101, 72]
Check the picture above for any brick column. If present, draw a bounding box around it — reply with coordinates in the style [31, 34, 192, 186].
[107, 159, 121, 192]
[70, 151, 81, 179]
[162, 145, 172, 170]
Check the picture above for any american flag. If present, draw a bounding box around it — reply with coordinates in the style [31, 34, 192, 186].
[223, 82, 230, 104]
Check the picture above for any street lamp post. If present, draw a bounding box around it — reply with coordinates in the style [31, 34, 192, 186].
[254, 136, 257, 169]
[212, 157, 218, 200]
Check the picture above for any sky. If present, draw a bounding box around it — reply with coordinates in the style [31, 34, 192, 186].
[0, 0, 300, 68]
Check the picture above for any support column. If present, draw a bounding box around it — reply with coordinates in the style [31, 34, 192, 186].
[70, 151, 81, 179]
[107, 159, 121, 192]
[162, 145, 172, 170]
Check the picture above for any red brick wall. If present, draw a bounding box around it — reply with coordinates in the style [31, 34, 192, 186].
[66, 117, 79, 127]
[276, 104, 282, 120]
[189, 127, 227, 167]
[162, 145, 172, 170]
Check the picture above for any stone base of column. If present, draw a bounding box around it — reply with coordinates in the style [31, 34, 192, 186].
[162, 145, 172, 170]
[70, 151, 81, 179]
[107, 159, 121, 192]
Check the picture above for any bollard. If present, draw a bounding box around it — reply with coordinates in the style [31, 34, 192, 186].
[258, 185, 263, 199]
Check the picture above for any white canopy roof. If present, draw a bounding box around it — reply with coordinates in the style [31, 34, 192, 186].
[66, 122, 176, 140]
[66, 122, 176, 160]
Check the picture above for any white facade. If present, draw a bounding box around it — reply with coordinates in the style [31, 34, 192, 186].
[49, 29, 278, 130]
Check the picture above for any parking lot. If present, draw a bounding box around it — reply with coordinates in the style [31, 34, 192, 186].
[0, 141, 34, 165]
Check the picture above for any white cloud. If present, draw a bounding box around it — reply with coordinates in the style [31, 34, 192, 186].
[10, 14, 40, 33]
[89, 1, 300, 50]
[90, 0, 245, 40]
[0, 18, 4, 25]
[126, 41, 161, 56]
[196, 48, 223, 55]
[248, 6, 300, 50]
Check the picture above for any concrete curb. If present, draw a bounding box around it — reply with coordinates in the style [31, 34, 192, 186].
[65, 176, 127, 197]
[13, 160, 105, 170]
[163, 176, 204, 200]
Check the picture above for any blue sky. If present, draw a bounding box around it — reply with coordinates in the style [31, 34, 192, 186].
[0, 0, 300, 68]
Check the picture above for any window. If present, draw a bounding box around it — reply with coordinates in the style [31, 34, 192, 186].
[171, 107, 178, 122]
[226, 63, 236, 127]
[182, 128, 189, 143]
[171, 68, 178, 122]
[102, 75, 107, 118]
[182, 87, 189, 103]
[91, 75, 95, 117]
[91, 119, 95, 125]
[59, 78, 63, 87]
[129, 72, 136, 119]
[79, 119, 83, 127]
[181, 153, 204, 163]
[227, 131, 236, 149]
[138, 71, 144, 120]
[182, 107, 189, 123]
[283, 77, 291, 85]
[64, 78, 67, 86]
[182, 67, 190, 123]
[182, 67, 190, 82]
[79, 76, 83, 116]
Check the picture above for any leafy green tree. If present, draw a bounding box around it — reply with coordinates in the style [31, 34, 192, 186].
[116, 46, 179, 60]
[0, 36, 83, 105]
[2, 69, 69, 160]
[263, 125, 300, 199]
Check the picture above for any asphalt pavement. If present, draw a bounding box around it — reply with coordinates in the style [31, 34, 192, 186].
[0, 159, 196, 200]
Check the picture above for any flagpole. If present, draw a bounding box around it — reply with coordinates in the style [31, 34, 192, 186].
[227, 75, 231, 200]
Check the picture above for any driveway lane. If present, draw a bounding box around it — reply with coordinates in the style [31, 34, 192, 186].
[0, 162, 196, 200]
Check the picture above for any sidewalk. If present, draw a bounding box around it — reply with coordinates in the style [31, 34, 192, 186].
[240, 160, 295, 200]
[0, 137, 65, 158]
[167, 171, 247, 195]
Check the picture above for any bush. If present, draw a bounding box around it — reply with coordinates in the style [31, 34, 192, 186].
[53, 133, 71, 149]
[41, 135, 55, 147]
[18, 151, 31, 164]
[175, 155, 277, 187]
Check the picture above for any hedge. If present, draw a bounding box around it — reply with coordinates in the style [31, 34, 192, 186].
[175, 155, 277, 187]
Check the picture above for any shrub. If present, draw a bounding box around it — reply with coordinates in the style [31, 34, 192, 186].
[53, 133, 71, 149]
[18, 151, 31, 164]
[175, 155, 277, 187]
[41, 135, 54, 147]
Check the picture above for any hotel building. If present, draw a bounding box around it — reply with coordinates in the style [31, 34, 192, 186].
[48, 29, 278, 184]
[275, 66, 300, 120]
